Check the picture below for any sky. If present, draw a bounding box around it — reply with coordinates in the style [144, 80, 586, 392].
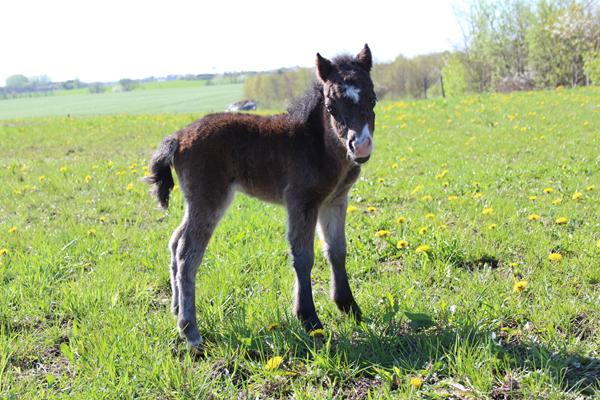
[0, 0, 468, 84]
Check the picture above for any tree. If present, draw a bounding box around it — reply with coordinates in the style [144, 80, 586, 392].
[5, 74, 29, 89]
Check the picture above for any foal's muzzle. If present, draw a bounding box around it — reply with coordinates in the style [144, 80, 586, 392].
[348, 124, 373, 162]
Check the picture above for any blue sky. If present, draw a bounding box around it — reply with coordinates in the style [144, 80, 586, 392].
[0, 0, 467, 84]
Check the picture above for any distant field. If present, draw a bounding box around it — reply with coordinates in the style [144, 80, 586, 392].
[0, 83, 244, 119]
[1, 87, 599, 399]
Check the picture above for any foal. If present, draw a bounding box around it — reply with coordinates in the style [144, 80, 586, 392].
[145, 45, 376, 347]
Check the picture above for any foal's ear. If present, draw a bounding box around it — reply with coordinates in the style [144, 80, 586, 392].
[356, 44, 372, 72]
[316, 53, 334, 82]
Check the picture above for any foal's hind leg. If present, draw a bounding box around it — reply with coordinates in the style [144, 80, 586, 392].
[168, 221, 186, 315]
[317, 198, 362, 321]
[176, 190, 233, 347]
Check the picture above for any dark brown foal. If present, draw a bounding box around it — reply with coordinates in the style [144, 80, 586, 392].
[145, 45, 376, 347]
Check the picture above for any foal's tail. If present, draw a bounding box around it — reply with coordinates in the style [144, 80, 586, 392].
[143, 134, 179, 209]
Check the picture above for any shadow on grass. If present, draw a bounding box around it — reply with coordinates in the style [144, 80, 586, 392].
[197, 310, 599, 397]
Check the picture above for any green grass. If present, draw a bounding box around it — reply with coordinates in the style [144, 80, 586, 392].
[0, 83, 243, 120]
[1, 87, 599, 399]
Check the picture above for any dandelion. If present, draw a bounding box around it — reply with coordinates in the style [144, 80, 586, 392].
[442, 181, 449, 188]
[126, 183, 134, 191]
[8, 227, 17, 234]
[396, 216, 407, 224]
[309, 328, 325, 338]
[435, 169, 448, 180]
[367, 206, 377, 213]
[410, 376, 423, 389]
[38, 175, 46, 183]
[116, 171, 126, 176]
[543, 188, 554, 194]
[411, 185, 423, 195]
[60, 166, 68, 173]
[473, 192, 484, 199]
[509, 262, 518, 268]
[396, 240, 409, 249]
[267, 323, 279, 331]
[552, 198, 562, 205]
[377, 177, 385, 183]
[596, 239, 600, 248]
[347, 205, 359, 213]
[415, 244, 430, 254]
[482, 207, 494, 215]
[472, 181, 481, 188]
[513, 280, 528, 293]
[99, 216, 107, 223]
[107, 160, 114, 168]
[528, 195, 537, 201]
[391, 163, 399, 169]
[572, 192, 583, 201]
[488, 223, 497, 230]
[548, 253, 562, 262]
[447, 195, 459, 202]
[265, 356, 284, 370]
[85, 175, 92, 183]
[0, 249, 8, 256]
[418, 227, 428, 235]
[421, 195, 432, 202]
[586, 185, 594, 191]
[425, 213, 435, 220]
[555, 217, 568, 225]
[528, 214, 541, 221]
[87, 229, 96, 237]
[375, 230, 391, 238]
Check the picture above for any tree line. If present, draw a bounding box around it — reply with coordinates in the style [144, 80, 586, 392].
[245, 0, 600, 107]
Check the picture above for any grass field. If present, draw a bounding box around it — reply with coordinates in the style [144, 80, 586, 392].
[0, 83, 243, 120]
[1, 87, 599, 399]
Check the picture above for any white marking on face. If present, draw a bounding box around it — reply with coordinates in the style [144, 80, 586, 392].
[343, 85, 360, 104]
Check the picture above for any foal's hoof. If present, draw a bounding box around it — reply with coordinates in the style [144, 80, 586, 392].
[301, 317, 324, 333]
[338, 300, 363, 322]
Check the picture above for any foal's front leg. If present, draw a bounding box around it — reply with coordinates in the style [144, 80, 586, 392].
[317, 198, 362, 320]
[286, 199, 323, 331]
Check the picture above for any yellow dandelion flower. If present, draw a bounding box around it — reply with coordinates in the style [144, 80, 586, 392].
[410, 376, 423, 389]
[38, 175, 46, 183]
[375, 230, 391, 238]
[435, 169, 448, 180]
[596, 239, 600, 248]
[509, 262, 518, 268]
[267, 323, 279, 331]
[425, 213, 435, 220]
[473, 192, 484, 199]
[438, 224, 447, 230]
[472, 181, 481, 188]
[347, 205, 359, 213]
[555, 217, 568, 225]
[482, 207, 494, 215]
[99, 216, 107, 223]
[265, 356, 284, 370]
[528, 195, 537, 201]
[391, 163, 399, 169]
[367, 206, 377, 213]
[60, 166, 68, 173]
[421, 195, 432, 202]
[396, 240, 409, 249]
[415, 244, 430, 254]
[527, 214, 541, 221]
[107, 160, 114, 168]
[552, 198, 562, 205]
[572, 192, 583, 201]
[442, 181, 449, 188]
[447, 195, 459, 202]
[513, 280, 528, 293]
[126, 183, 134, 191]
[586, 185, 594, 191]
[0, 249, 8, 256]
[548, 253, 562, 262]
[116, 171, 126, 176]
[87, 229, 96, 237]
[309, 328, 325, 337]
[85, 175, 92, 183]
[543, 188, 554, 194]
[8, 227, 17, 234]
[411, 185, 423, 195]
[488, 223, 497, 230]
[418, 227, 428, 235]
[396, 216, 407, 224]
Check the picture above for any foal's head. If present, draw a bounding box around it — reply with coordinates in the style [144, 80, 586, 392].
[317, 44, 376, 164]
